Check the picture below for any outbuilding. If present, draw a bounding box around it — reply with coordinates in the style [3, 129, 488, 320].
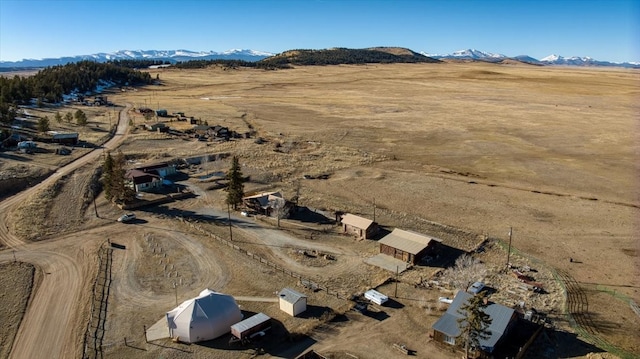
[378, 228, 442, 265]
[145, 122, 168, 132]
[230, 312, 272, 340]
[279, 288, 307, 317]
[340, 213, 379, 240]
[166, 289, 243, 343]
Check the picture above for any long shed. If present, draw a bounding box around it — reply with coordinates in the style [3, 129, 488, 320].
[230, 312, 271, 340]
[378, 229, 442, 264]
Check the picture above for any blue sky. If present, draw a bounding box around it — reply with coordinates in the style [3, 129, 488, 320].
[1, 0, 638, 63]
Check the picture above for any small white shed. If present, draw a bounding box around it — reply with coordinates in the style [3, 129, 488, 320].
[278, 288, 307, 317]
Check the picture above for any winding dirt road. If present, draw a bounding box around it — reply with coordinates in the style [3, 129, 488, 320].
[0, 105, 131, 359]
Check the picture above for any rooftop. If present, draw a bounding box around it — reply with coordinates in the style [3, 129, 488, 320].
[378, 228, 442, 255]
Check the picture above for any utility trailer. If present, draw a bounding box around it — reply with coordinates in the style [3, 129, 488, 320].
[230, 312, 271, 343]
[364, 289, 388, 305]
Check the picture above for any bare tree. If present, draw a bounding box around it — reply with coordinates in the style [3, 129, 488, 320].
[442, 254, 487, 291]
[269, 198, 288, 227]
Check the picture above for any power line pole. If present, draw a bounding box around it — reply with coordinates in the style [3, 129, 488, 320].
[394, 265, 399, 298]
[173, 282, 178, 306]
[227, 203, 233, 241]
[506, 227, 513, 268]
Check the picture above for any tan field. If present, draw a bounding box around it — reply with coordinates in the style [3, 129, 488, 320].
[0, 62, 638, 358]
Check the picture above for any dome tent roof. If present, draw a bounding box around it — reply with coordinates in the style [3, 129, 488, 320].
[166, 289, 243, 343]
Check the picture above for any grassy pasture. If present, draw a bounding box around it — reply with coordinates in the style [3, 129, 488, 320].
[111, 62, 640, 354]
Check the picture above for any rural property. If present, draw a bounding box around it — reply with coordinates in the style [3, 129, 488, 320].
[0, 61, 638, 359]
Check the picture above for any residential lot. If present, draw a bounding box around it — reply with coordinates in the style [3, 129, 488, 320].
[0, 62, 638, 358]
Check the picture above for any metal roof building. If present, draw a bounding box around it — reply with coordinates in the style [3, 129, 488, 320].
[431, 291, 517, 353]
[378, 229, 442, 264]
[341, 213, 379, 240]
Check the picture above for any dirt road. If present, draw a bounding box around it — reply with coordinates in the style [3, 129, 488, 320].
[0, 104, 131, 359]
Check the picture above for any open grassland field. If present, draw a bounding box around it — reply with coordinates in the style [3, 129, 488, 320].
[1, 62, 638, 358]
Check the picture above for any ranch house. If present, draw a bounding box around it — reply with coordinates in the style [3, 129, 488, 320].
[432, 291, 518, 357]
[125, 169, 162, 193]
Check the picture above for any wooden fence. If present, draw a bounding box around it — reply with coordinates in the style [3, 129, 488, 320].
[177, 217, 348, 300]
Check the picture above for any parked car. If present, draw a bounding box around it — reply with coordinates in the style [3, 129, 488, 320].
[468, 281, 485, 295]
[117, 213, 136, 223]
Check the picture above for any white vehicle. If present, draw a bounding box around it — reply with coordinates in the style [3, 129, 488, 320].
[117, 213, 136, 222]
[364, 289, 388, 305]
[468, 281, 485, 295]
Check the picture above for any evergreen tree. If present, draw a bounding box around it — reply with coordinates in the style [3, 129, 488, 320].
[75, 109, 88, 126]
[101, 151, 135, 204]
[64, 112, 73, 123]
[37, 116, 51, 133]
[54, 111, 63, 124]
[112, 151, 135, 204]
[457, 293, 493, 358]
[225, 156, 245, 210]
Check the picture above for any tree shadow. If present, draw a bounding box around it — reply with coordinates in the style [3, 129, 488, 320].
[520, 326, 606, 359]
[368, 226, 392, 241]
[195, 309, 317, 358]
[290, 206, 335, 225]
[383, 297, 405, 309]
[417, 243, 467, 269]
[296, 305, 333, 319]
[362, 308, 390, 321]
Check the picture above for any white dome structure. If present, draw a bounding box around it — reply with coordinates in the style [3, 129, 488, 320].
[166, 289, 242, 343]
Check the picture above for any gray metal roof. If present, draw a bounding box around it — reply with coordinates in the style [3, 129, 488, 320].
[341, 213, 375, 230]
[378, 229, 442, 255]
[431, 291, 515, 350]
[279, 288, 306, 304]
[230, 312, 270, 334]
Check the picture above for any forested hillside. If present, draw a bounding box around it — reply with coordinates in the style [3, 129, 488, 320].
[260, 47, 440, 66]
[0, 61, 152, 124]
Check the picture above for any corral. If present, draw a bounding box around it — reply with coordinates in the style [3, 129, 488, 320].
[0, 62, 638, 359]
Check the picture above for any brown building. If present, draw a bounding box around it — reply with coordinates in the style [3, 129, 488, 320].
[340, 213, 379, 240]
[378, 229, 442, 264]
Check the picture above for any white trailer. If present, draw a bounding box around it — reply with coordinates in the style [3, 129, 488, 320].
[364, 289, 388, 305]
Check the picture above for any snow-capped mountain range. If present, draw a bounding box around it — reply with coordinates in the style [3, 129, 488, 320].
[423, 49, 639, 68]
[0, 49, 274, 68]
[1, 48, 637, 69]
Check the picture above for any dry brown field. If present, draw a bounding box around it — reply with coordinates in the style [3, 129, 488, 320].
[1, 62, 638, 359]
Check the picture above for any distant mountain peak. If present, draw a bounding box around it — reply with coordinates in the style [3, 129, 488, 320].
[424, 50, 638, 68]
[0, 49, 275, 68]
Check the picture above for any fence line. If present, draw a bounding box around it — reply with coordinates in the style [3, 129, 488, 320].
[492, 237, 636, 359]
[82, 242, 114, 359]
[176, 216, 348, 300]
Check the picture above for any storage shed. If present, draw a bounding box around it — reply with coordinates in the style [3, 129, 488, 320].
[279, 288, 307, 317]
[230, 312, 272, 340]
[341, 213, 379, 240]
[378, 229, 442, 264]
